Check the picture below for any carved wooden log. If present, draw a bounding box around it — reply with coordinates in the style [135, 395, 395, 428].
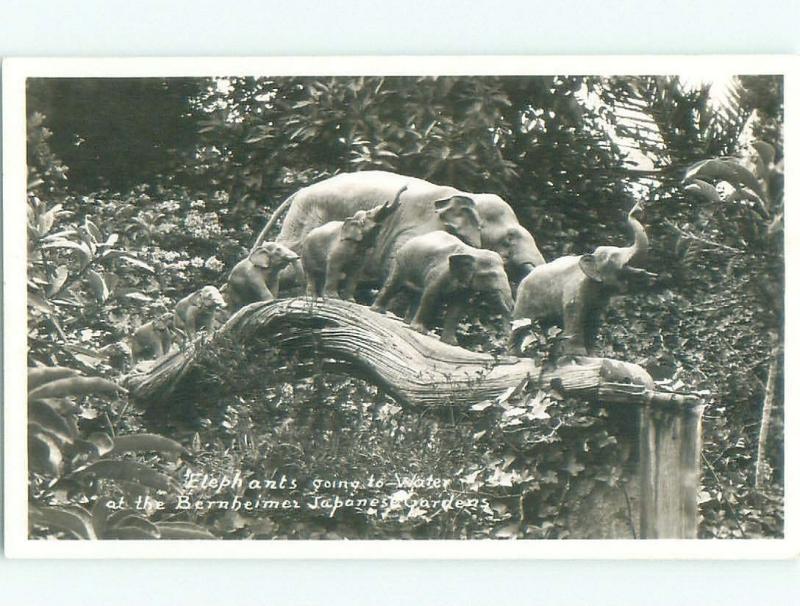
[126, 298, 700, 411]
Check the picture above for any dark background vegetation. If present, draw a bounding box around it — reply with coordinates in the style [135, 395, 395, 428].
[26, 75, 783, 539]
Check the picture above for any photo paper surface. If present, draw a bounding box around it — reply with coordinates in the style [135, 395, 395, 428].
[3, 56, 796, 558]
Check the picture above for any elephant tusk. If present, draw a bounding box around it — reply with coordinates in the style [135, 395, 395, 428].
[624, 266, 658, 278]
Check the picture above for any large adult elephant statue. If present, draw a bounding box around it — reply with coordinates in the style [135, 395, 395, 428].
[252, 171, 546, 288]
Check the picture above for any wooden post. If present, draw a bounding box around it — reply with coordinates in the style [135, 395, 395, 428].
[639, 401, 705, 538]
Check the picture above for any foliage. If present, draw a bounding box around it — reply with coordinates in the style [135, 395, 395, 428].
[142, 330, 639, 540]
[26, 78, 206, 192]
[593, 76, 785, 538]
[28, 366, 213, 540]
[186, 76, 633, 258]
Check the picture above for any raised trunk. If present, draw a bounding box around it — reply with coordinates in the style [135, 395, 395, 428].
[515, 261, 537, 280]
[624, 208, 650, 266]
[498, 282, 514, 313]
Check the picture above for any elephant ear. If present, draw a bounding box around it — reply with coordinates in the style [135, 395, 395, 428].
[249, 247, 272, 268]
[433, 196, 481, 247]
[448, 253, 478, 285]
[341, 218, 364, 242]
[578, 254, 604, 283]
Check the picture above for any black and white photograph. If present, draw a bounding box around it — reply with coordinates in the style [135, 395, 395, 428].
[3, 57, 794, 557]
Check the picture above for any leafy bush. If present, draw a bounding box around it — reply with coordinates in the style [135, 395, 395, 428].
[28, 366, 213, 540]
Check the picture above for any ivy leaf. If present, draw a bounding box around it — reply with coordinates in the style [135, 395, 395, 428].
[526, 390, 553, 420]
[470, 400, 494, 412]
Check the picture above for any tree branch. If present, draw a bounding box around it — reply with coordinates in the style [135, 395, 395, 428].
[126, 298, 701, 413]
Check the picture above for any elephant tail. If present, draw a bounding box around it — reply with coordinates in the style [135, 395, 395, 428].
[252, 191, 297, 251]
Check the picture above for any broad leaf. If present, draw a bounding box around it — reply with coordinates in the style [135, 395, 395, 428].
[28, 376, 125, 400]
[109, 434, 188, 457]
[29, 504, 96, 540]
[75, 460, 181, 493]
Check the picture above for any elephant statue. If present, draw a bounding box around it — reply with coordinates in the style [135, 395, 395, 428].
[225, 241, 300, 311]
[303, 186, 406, 300]
[173, 285, 227, 339]
[371, 231, 514, 345]
[252, 171, 546, 290]
[129, 313, 173, 363]
[512, 202, 656, 356]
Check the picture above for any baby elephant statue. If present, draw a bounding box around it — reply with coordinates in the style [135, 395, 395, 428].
[512, 202, 656, 356]
[173, 285, 227, 339]
[129, 313, 173, 363]
[226, 242, 300, 311]
[371, 231, 514, 345]
[303, 185, 407, 300]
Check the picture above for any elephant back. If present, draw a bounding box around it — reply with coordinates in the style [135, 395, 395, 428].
[276, 171, 460, 277]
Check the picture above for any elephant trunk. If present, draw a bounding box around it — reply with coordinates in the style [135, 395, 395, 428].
[498, 281, 514, 314]
[623, 203, 649, 266]
[516, 262, 538, 280]
[288, 257, 306, 285]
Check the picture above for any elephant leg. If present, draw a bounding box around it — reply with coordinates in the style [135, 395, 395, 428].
[371, 268, 402, 313]
[162, 333, 173, 356]
[306, 279, 318, 299]
[341, 270, 360, 303]
[251, 275, 274, 303]
[323, 246, 351, 299]
[441, 297, 466, 345]
[410, 274, 446, 334]
[201, 310, 216, 333]
[183, 309, 198, 339]
[266, 272, 280, 299]
[403, 295, 418, 323]
[276, 257, 304, 293]
[306, 270, 323, 298]
[322, 273, 342, 299]
[562, 298, 589, 356]
[583, 305, 604, 356]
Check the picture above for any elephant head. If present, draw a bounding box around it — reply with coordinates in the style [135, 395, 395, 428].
[152, 313, 172, 332]
[493, 224, 547, 281]
[196, 285, 227, 309]
[433, 195, 481, 247]
[449, 250, 514, 313]
[250, 242, 301, 270]
[473, 194, 546, 281]
[342, 185, 407, 245]
[578, 202, 656, 290]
